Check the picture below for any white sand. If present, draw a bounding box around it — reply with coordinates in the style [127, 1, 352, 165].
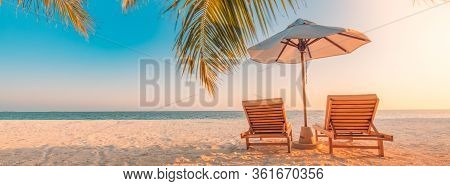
[0, 119, 449, 166]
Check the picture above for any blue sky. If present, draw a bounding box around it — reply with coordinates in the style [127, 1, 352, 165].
[1, 0, 450, 111]
[0, 1, 176, 111]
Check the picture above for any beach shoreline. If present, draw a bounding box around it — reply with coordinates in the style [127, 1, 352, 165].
[0, 119, 449, 166]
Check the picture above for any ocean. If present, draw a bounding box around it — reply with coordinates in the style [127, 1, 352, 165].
[0, 110, 450, 120]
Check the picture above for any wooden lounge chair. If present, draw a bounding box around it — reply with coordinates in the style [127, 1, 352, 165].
[313, 94, 393, 157]
[241, 98, 293, 153]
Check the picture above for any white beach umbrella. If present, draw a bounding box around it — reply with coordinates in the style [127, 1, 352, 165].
[248, 18, 371, 144]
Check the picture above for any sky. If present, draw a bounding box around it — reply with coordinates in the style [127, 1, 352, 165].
[0, 0, 450, 111]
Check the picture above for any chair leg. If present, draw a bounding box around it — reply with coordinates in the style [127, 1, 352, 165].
[314, 130, 318, 142]
[287, 136, 292, 153]
[245, 138, 250, 150]
[328, 137, 333, 154]
[378, 140, 384, 157]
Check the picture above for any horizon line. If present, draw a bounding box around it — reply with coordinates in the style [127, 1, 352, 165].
[1, 109, 450, 112]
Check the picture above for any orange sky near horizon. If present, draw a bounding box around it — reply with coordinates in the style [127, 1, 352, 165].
[187, 0, 450, 111]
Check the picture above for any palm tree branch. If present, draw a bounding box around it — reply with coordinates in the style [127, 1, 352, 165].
[4, 0, 94, 38]
[166, 0, 299, 94]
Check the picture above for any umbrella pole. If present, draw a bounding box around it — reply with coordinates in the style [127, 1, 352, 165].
[297, 43, 315, 146]
[300, 52, 308, 128]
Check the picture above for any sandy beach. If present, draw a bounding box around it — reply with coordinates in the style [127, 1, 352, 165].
[0, 118, 449, 166]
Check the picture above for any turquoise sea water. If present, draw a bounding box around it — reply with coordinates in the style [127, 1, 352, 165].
[0, 110, 449, 120]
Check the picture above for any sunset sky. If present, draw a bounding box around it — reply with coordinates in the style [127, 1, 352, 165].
[1, 0, 450, 111]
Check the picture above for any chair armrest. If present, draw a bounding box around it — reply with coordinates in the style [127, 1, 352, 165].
[285, 122, 292, 133]
[379, 133, 394, 141]
[240, 131, 251, 138]
[313, 124, 326, 132]
[313, 124, 334, 138]
[368, 131, 394, 141]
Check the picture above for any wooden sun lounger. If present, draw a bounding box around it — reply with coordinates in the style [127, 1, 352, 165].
[313, 94, 393, 157]
[241, 98, 293, 153]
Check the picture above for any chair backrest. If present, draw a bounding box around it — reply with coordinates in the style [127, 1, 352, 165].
[325, 94, 379, 134]
[242, 98, 287, 134]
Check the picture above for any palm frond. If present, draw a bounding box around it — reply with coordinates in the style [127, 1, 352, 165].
[10, 0, 93, 38]
[122, 0, 136, 12]
[166, 0, 299, 95]
[121, 0, 152, 13]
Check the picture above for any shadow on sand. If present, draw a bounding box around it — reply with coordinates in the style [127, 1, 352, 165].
[0, 140, 393, 166]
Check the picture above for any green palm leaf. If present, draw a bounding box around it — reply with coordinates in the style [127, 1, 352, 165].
[122, 0, 137, 12]
[1, 0, 94, 38]
[165, 0, 299, 95]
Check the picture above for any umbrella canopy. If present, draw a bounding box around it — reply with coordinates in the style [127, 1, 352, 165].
[248, 19, 370, 64]
[247, 18, 370, 144]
